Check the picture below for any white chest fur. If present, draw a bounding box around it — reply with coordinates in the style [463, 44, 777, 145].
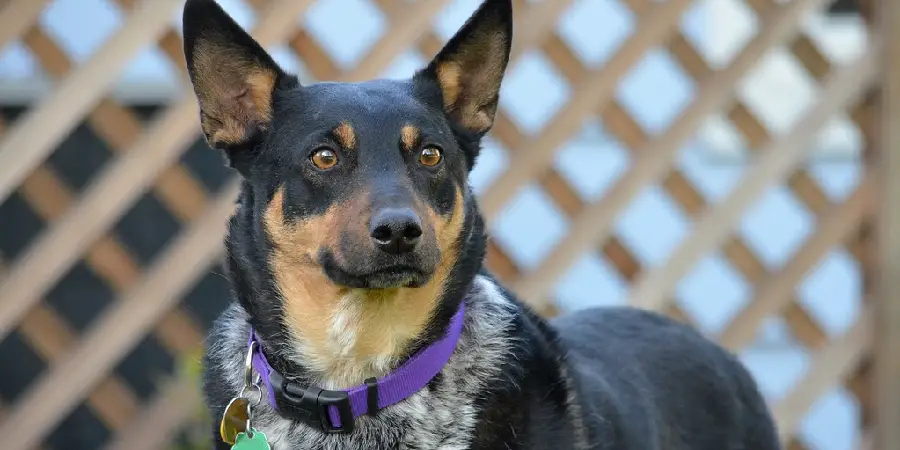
[207, 276, 516, 450]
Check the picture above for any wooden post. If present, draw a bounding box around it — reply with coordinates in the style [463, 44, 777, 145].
[875, 0, 900, 448]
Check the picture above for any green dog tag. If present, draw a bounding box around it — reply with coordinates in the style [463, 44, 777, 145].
[231, 428, 270, 450]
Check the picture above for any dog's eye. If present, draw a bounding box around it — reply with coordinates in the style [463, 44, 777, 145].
[418, 147, 442, 167]
[310, 148, 338, 170]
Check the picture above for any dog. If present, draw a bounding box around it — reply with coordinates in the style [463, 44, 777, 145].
[182, 0, 782, 448]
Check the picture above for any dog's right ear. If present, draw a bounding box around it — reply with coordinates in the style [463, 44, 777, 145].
[182, 0, 290, 172]
[415, 0, 513, 136]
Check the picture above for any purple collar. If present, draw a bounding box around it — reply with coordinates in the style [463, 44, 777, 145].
[248, 302, 465, 434]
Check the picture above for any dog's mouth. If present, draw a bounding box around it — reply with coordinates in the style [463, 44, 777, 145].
[319, 251, 435, 289]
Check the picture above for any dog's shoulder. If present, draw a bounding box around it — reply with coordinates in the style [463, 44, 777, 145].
[550, 306, 744, 384]
[464, 275, 594, 450]
[550, 307, 779, 450]
[551, 306, 710, 357]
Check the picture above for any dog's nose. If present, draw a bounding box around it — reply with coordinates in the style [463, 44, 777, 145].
[369, 208, 423, 255]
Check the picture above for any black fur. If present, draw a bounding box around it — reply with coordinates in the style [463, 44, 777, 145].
[184, 0, 782, 448]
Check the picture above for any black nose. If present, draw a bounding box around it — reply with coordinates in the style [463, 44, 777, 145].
[369, 208, 423, 255]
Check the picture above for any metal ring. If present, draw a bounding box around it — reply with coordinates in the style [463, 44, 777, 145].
[244, 340, 257, 389]
[238, 383, 263, 407]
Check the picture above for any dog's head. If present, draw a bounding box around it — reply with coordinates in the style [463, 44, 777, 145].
[183, 0, 511, 380]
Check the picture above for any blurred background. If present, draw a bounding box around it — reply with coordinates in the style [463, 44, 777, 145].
[0, 0, 896, 449]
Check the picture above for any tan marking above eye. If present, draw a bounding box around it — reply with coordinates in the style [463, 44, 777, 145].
[333, 121, 357, 150]
[418, 147, 442, 167]
[400, 124, 420, 152]
[311, 148, 339, 170]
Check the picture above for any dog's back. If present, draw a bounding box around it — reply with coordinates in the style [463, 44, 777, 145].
[551, 307, 781, 450]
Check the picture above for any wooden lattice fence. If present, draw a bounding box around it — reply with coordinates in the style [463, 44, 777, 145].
[0, 0, 897, 449]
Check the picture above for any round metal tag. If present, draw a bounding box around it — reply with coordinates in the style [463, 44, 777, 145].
[220, 397, 250, 445]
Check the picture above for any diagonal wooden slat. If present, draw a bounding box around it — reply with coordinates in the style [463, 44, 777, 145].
[8, 29, 208, 432]
[505, 0, 575, 62]
[875, 2, 900, 449]
[717, 0, 875, 304]
[102, 376, 201, 450]
[772, 308, 873, 444]
[857, 432, 874, 450]
[478, 0, 693, 218]
[0, 0, 318, 342]
[0, 109, 147, 434]
[334, 0, 449, 82]
[628, 47, 878, 311]
[15, 165, 206, 423]
[510, 0, 831, 307]
[18, 24, 205, 329]
[0, 0, 184, 203]
[0, 258, 140, 431]
[719, 181, 875, 350]
[0, 403, 46, 450]
[0, 0, 50, 51]
[15, 5, 207, 349]
[0, 99, 198, 340]
[20, 23, 203, 222]
[0, 179, 240, 450]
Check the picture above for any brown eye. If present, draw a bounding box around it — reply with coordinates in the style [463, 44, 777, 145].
[310, 148, 338, 170]
[419, 147, 442, 167]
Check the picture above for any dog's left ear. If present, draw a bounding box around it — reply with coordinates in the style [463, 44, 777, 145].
[416, 0, 513, 135]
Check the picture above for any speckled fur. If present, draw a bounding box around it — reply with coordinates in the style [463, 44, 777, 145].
[204, 275, 539, 449]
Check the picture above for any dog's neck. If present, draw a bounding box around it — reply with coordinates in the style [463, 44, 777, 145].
[207, 274, 520, 447]
[265, 287, 466, 390]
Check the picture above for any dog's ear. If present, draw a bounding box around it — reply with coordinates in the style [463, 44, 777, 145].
[182, 0, 289, 172]
[416, 0, 513, 135]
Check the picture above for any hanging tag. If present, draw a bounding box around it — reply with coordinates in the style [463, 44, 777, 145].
[220, 397, 250, 445]
[232, 428, 270, 450]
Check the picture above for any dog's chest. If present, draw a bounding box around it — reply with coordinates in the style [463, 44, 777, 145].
[208, 276, 515, 450]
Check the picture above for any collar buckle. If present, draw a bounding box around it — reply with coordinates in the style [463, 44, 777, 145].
[270, 371, 355, 434]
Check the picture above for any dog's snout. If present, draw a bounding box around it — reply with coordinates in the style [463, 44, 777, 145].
[369, 208, 423, 255]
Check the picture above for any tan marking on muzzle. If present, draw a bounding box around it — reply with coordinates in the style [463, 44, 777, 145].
[352, 188, 465, 366]
[264, 187, 467, 388]
[265, 188, 347, 371]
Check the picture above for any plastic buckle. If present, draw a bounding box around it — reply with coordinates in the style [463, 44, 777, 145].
[273, 372, 354, 434]
[365, 377, 379, 417]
